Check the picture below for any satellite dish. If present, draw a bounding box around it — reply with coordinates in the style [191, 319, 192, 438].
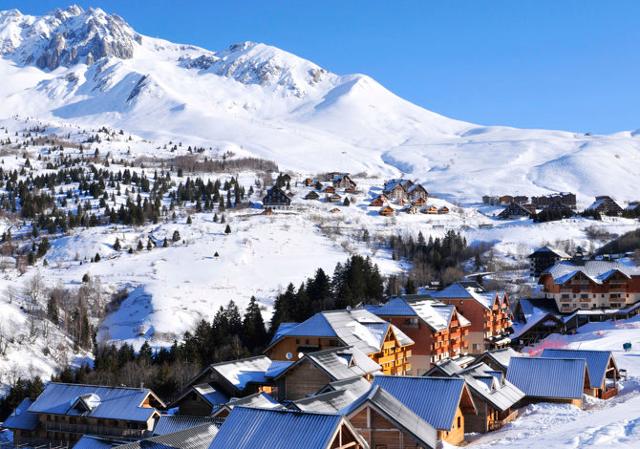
[298, 352, 305, 359]
[285, 352, 293, 360]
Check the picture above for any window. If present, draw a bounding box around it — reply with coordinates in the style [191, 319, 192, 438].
[457, 416, 461, 428]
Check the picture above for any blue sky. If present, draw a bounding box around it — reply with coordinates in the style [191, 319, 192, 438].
[5, 1, 640, 133]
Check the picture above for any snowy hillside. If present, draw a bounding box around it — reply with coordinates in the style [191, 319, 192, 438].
[0, 6, 638, 205]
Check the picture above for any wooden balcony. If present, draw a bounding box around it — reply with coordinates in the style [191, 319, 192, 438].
[601, 387, 618, 400]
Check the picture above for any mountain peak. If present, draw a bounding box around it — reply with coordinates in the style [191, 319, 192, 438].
[0, 4, 141, 70]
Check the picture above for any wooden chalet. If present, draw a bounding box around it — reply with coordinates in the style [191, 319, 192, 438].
[511, 298, 567, 347]
[323, 185, 336, 194]
[412, 196, 427, 207]
[379, 206, 395, 217]
[438, 206, 450, 214]
[3, 383, 165, 445]
[498, 195, 514, 205]
[209, 407, 368, 449]
[586, 195, 623, 216]
[527, 246, 570, 279]
[304, 191, 320, 200]
[373, 376, 477, 445]
[303, 177, 317, 187]
[329, 207, 342, 214]
[265, 309, 414, 376]
[332, 174, 357, 190]
[369, 194, 388, 207]
[408, 184, 428, 202]
[172, 355, 290, 415]
[272, 347, 380, 401]
[506, 357, 590, 407]
[429, 283, 512, 353]
[406, 205, 419, 214]
[367, 297, 470, 375]
[541, 349, 620, 399]
[383, 180, 411, 203]
[327, 193, 342, 203]
[532, 192, 577, 210]
[426, 361, 524, 433]
[424, 205, 439, 214]
[497, 202, 535, 219]
[262, 187, 291, 208]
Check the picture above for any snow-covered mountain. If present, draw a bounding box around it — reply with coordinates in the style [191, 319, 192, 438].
[1, 5, 639, 204]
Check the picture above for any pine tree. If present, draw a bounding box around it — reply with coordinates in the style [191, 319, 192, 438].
[94, 253, 101, 262]
[147, 239, 153, 251]
[172, 230, 181, 242]
[163, 238, 168, 248]
[113, 238, 121, 251]
[224, 224, 231, 234]
[186, 215, 192, 225]
[137, 240, 143, 251]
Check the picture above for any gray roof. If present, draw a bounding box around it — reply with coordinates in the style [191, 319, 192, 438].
[341, 386, 438, 449]
[153, 415, 219, 436]
[208, 407, 360, 449]
[529, 246, 570, 259]
[543, 260, 640, 285]
[506, 357, 588, 400]
[293, 389, 361, 414]
[210, 356, 274, 391]
[478, 348, 523, 370]
[28, 383, 160, 423]
[269, 308, 414, 355]
[114, 423, 219, 449]
[192, 384, 229, 406]
[458, 363, 525, 412]
[541, 349, 617, 389]
[2, 398, 39, 431]
[283, 346, 380, 381]
[225, 392, 284, 410]
[320, 376, 372, 396]
[372, 376, 469, 430]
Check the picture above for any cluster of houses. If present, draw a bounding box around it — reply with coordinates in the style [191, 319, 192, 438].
[511, 247, 640, 346]
[489, 192, 636, 221]
[3, 276, 627, 449]
[370, 179, 448, 217]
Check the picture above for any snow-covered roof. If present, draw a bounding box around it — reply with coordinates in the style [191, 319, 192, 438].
[27, 383, 161, 423]
[529, 246, 571, 259]
[368, 296, 469, 331]
[211, 355, 274, 390]
[458, 363, 525, 412]
[225, 392, 285, 411]
[302, 347, 381, 380]
[192, 384, 229, 406]
[430, 283, 498, 310]
[544, 260, 640, 285]
[2, 398, 39, 431]
[268, 309, 414, 355]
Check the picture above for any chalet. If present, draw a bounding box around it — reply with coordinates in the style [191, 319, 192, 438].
[383, 179, 412, 203]
[369, 194, 388, 207]
[532, 192, 577, 210]
[327, 193, 342, 203]
[513, 195, 529, 205]
[408, 184, 428, 202]
[304, 191, 320, 200]
[430, 283, 512, 353]
[209, 407, 368, 449]
[303, 177, 315, 186]
[539, 260, 640, 313]
[528, 246, 570, 279]
[506, 357, 590, 407]
[482, 195, 500, 206]
[272, 346, 380, 401]
[424, 205, 439, 214]
[536, 201, 575, 221]
[261, 207, 274, 216]
[406, 205, 419, 214]
[332, 174, 357, 190]
[510, 298, 568, 347]
[341, 385, 440, 449]
[426, 362, 524, 433]
[379, 206, 395, 217]
[498, 195, 514, 205]
[412, 196, 427, 207]
[541, 349, 620, 399]
[172, 355, 292, 415]
[472, 348, 524, 375]
[265, 308, 414, 375]
[329, 208, 342, 214]
[586, 195, 623, 216]
[497, 202, 535, 219]
[3, 383, 165, 445]
[262, 187, 291, 208]
[372, 376, 477, 445]
[323, 185, 336, 194]
[438, 206, 450, 214]
[211, 392, 285, 420]
[367, 297, 471, 375]
[625, 201, 640, 216]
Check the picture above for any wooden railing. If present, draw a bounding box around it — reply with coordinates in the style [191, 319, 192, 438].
[601, 387, 618, 400]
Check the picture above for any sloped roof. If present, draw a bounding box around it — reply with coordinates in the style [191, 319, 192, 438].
[300, 347, 381, 380]
[319, 376, 373, 397]
[528, 246, 570, 259]
[293, 389, 361, 414]
[341, 386, 439, 449]
[2, 398, 39, 431]
[479, 348, 523, 370]
[372, 376, 467, 430]
[72, 435, 122, 449]
[368, 297, 468, 332]
[543, 260, 640, 285]
[28, 383, 160, 423]
[114, 423, 218, 449]
[153, 415, 219, 436]
[541, 349, 616, 389]
[193, 384, 229, 406]
[210, 356, 274, 391]
[208, 407, 353, 449]
[430, 283, 497, 309]
[506, 357, 588, 400]
[225, 392, 284, 411]
[268, 309, 414, 355]
[458, 363, 525, 412]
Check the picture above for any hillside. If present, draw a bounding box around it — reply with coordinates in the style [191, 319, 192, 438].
[0, 6, 638, 205]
